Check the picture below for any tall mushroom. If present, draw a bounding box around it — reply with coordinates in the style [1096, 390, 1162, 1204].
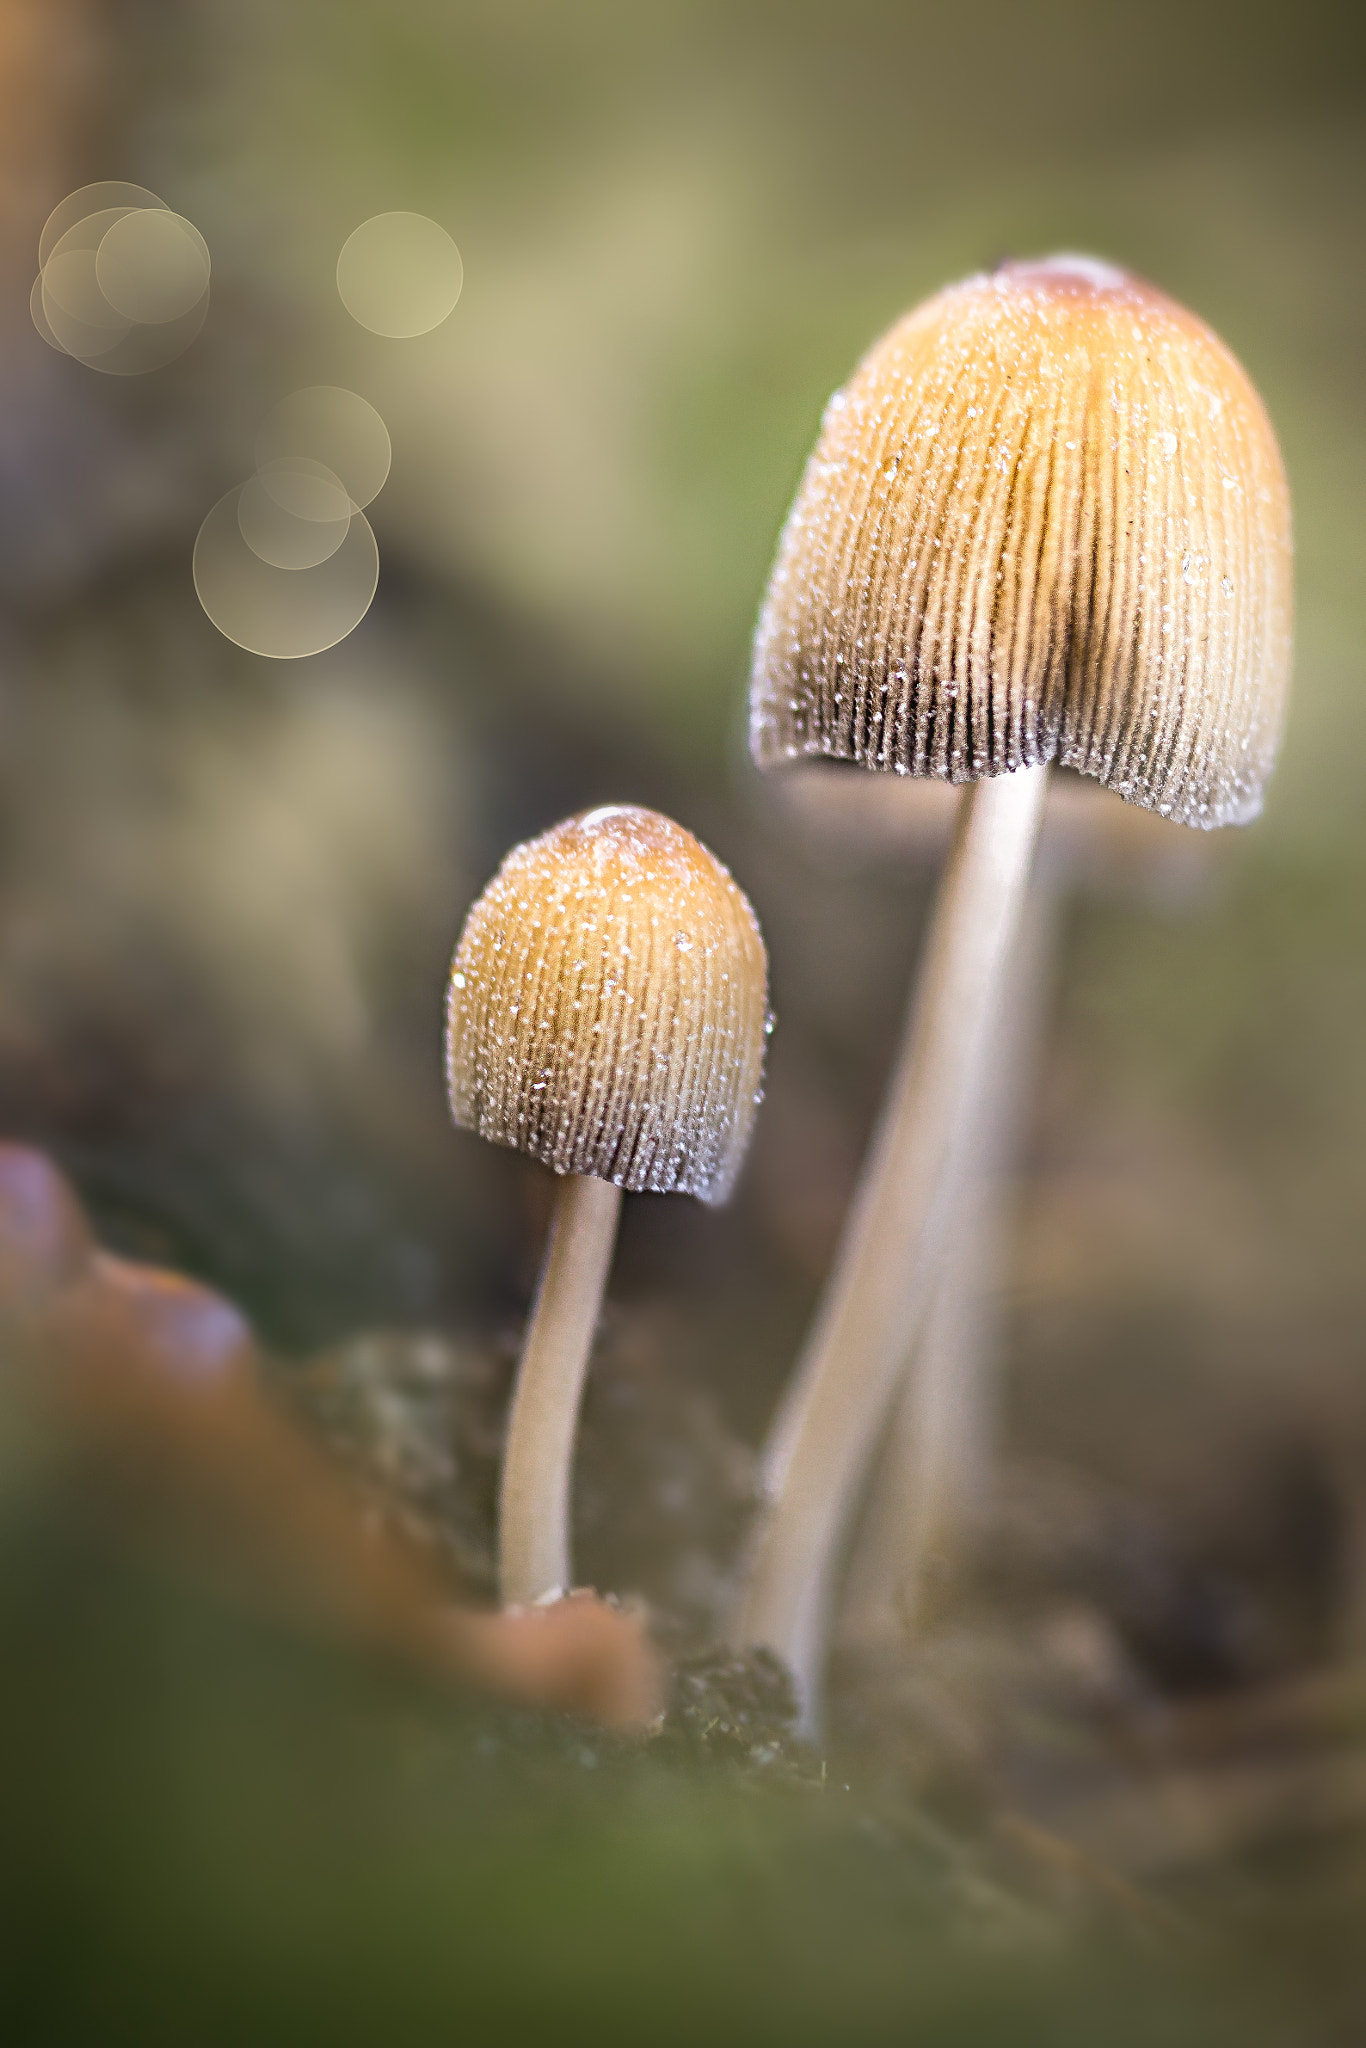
[732, 254, 1293, 1725]
[446, 804, 769, 1608]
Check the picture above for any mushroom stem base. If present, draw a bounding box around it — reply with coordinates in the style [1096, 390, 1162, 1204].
[500, 1171, 622, 1608]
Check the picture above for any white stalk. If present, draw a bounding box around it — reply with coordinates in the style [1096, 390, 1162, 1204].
[730, 762, 1049, 1729]
[839, 864, 1064, 1648]
[499, 1171, 622, 1608]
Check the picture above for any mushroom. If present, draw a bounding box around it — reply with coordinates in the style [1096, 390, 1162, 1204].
[445, 804, 769, 1608]
[732, 255, 1293, 1725]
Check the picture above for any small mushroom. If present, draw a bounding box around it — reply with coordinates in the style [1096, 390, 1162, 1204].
[733, 256, 1292, 1725]
[446, 804, 769, 1607]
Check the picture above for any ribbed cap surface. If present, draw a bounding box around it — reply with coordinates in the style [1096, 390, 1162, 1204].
[751, 256, 1292, 828]
[446, 807, 769, 1203]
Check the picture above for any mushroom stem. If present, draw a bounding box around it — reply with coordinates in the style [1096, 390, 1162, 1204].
[731, 760, 1049, 1727]
[840, 863, 1064, 1647]
[500, 1170, 622, 1608]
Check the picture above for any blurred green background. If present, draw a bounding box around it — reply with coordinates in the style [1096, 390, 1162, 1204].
[2, 0, 1365, 2038]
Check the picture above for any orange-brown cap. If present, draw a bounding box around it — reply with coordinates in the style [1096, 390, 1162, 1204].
[751, 256, 1292, 828]
[445, 806, 769, 1203]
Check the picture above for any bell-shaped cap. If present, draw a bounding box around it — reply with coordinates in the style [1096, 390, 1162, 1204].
[445, 806, 769, 1203]
[751, 256, 1292, 828]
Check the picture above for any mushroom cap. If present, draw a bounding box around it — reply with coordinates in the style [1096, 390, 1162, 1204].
[445, 806, 769, 1203]
[751, 255, 1293, 828]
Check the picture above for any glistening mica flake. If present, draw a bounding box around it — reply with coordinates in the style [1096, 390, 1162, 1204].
[750, 256, 1292, 828]
[446, 807, 768, 1204]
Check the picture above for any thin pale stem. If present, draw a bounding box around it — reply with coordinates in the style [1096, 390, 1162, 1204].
[729, 762, 1049, 1729]
[839, 863, 1064, 1649]
[499, 1171, 622, 1608]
